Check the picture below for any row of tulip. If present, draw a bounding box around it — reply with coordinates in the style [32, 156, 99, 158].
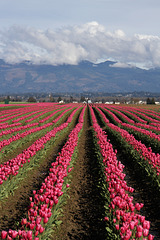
[0, 123, 39, 137]
[108, 123, 160, 176]
[95, 106, 160, 177]
[52, 108, 72, 123]
[0, 107, 45, 123]
[0, 112, 32, 123]
[106, 104, 160, 117]
[38, 107, 68, 123]
[0, 105, 77, 152]
[133, 108, 160, 119]
[24, 110, 57, 123]
[127, 109, 159, 124]
[99, 106, 122, 124]
[13, 105, 62, 124]
[0, 122, 22, 130]
[107, 108, 135, 124]
[0, 106, 67, 132]
[66, 106, 83, 123]
[104, 105, 160, 125]
[93, 106, 109, 123]
[0, 105, 86, 239]
[103, 107, 160, 131]
[0, 104, 61, 124]
[29, 104, 79, 124]
[122, 108, 160, 124]
[0, 103, 57, 117]
[98, 106, 160, 140]
[0, 122, 53, 152]
[117, 109, 147, 124]
[0, 103, 159, 239]
[0, 122, 60, 185]
[117, 108, 160, 130]
[121, 123, 160, 141]
[89, 105, 155, 240]
[135, 122, 160, 132]
[0, 106, 38, 118]
[0, 106, 82, 186]
[102, 106, 143, 123]
[103, 106, 143, 125]
[12, 110, 48, 123]
[0, 112, 22, 119]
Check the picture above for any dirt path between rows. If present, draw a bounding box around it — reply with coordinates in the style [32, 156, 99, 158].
[51, 108, 107, 240]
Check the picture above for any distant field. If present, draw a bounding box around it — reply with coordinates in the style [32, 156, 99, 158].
[0, 102, 32, 105]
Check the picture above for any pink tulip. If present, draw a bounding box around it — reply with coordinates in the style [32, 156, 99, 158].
[1, 231, 7, 239]
[43, 217, 49, 224]
[21, 218, 27, 225]
[39, 226, 45, 233]
[27, 230, 32, 238]
[29, 223, 35, 230]
[7, 235, 12, 240]
[104, 216, 109, 221]
[143, 228, 149, 237]
[129, 221, 135, 230]
[148, 234, 154, 240]
[89, 105, 155, 240]
[115, 224, 119, 230]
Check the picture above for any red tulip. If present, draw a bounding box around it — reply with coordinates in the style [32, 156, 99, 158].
[39, 226, 45, 233]
[27, 230, 32, 238]
[11, 230, 18, 238]
[1, 231, 7, 239]
[143, 229, 149, 237]
[115, 224, 119, 230]
[43, 217, 49, 224]
[148, 234, 154, 240]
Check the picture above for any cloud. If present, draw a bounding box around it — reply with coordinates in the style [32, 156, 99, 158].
[109, 62, 134, 68]
[0, 22, 160, 68]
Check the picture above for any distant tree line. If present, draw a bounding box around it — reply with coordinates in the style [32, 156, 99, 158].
[146, 97, 155, 104]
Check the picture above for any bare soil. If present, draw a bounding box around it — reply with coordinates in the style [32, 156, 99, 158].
[51, 108, 107, 240]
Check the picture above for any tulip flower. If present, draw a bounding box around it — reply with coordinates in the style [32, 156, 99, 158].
[148, 234, 155, 240]
[1, 231, 7, 239]
[89, 105, 155, 239]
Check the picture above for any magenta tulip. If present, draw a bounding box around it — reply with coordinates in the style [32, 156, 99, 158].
[1, 231, 7, 239]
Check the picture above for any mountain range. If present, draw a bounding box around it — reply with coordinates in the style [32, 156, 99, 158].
[0, 59, 160, 93]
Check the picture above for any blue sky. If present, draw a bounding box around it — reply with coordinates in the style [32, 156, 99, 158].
[0, 0, 160, 68]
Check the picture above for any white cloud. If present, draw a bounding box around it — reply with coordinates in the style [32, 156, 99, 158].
[109, 62, 134, 68]
[0, 22, 160, 68]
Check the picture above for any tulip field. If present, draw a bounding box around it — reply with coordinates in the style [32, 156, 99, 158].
[0, 103, 160, 239]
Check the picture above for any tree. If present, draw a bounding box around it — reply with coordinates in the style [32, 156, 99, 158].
[146, 97, 151, 104]
[57, 96, 62, 102]
[146, 97, 155, 104]
[49, 97, 55, 102]
[28, 97, 36, 102]
[70, 96, 73, 103]
[151, 97, 155, 104]
[80, 96, 86, 102]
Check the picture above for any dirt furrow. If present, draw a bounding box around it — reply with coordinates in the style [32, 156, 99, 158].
[51, 107, 107, 240]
